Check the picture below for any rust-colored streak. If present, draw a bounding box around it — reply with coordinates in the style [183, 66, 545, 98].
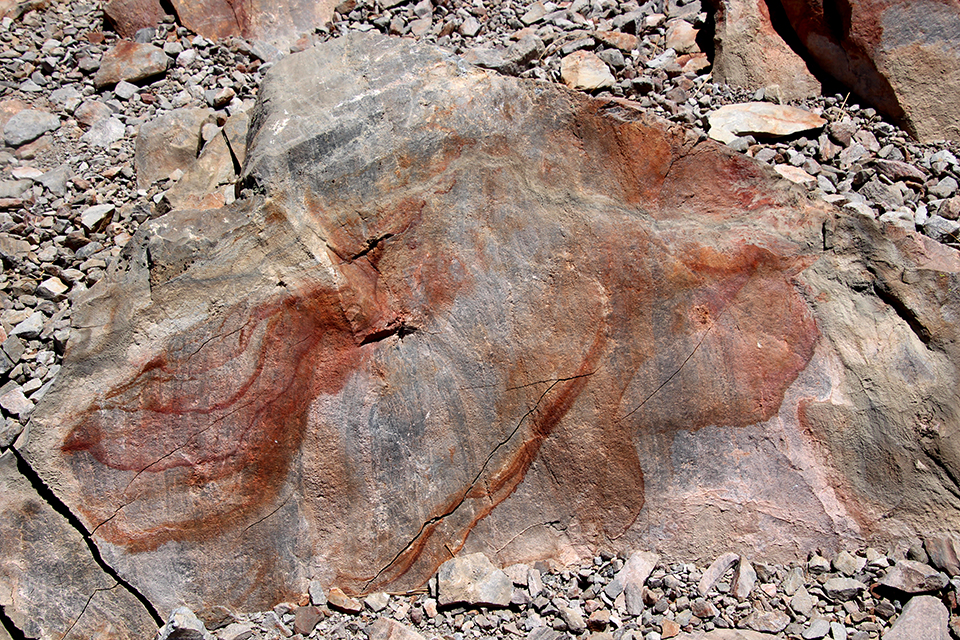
[363, 329, 613, 592]
[62, 285, 364, 551]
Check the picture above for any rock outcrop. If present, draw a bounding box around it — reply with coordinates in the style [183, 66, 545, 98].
[15, 32, 960, 621]
[168, 0, 338, 53]
[708, 0, 821, 101]
[777, 0, 960, 142]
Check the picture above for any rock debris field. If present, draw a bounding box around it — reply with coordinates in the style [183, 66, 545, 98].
[1, 0, 960, 638]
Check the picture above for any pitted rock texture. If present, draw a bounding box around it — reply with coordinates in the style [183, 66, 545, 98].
[778, 0, 960, 143]
[19, 32, 960, 616]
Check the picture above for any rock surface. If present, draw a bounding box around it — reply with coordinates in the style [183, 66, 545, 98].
[708, 0, 821, 101]
[169, 0, 338, 53]
[16, 29, 960, 618]
[777, 0, 960, 142]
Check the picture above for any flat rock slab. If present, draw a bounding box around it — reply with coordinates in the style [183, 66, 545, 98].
[708, 102, 826, 143]
[678, 630, 781, 639]
[19, 32, 960, 616]
[561, 51, 616, 90]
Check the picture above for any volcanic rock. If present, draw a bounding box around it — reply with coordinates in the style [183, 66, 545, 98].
[777, 0, 960, 142]
[18, 32, 960, 617]
[3, 109, 59, 147]
[708, 0, 820, 101]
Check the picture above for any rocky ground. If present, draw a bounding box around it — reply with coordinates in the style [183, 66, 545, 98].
[161, 542, 960, 640]
[1, 0, 959, 638]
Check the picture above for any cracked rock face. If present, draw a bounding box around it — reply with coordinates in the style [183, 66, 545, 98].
[17, 32, 960, 618]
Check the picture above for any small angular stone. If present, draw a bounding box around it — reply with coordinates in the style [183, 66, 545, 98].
[560, 51, 616, 90]
[732, 557, 757, 600]
[437, 553, 512, 607]
[3, 110, 59, 147]
[327, 587, 362, 613]
[367, 617, 427, 640]
[698, 552, 739, 596]
[924, 535, 960, 576]
[823, 577, 866, 601]
[94, 41, 169, 89]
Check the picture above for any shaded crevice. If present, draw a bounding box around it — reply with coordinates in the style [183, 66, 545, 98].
[362, 370, 597, 591]
[0, 604, 26, 640]
[358, 322, 417, 346]
[872, 281, 932, 346]
[8, 448, 163, 628]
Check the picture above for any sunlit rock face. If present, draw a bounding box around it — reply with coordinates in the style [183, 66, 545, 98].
[22, 33, 960, 616]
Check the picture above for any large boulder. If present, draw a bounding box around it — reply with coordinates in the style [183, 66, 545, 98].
[13, 33, 960, 619]
[708, 0, 821, 101]
[169, 0, 338, 53]
[776, 0, 960, 142]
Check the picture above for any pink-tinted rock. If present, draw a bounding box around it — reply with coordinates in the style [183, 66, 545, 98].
[169, 0, 338, 53]
[103, 0, 166, 39]
[777, 0, 960, 142]
[708, 0, 821, 100]
[16, 33, 960, 619]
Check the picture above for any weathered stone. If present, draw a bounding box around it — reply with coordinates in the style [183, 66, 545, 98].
[20, 33, 960, 617]
[676, 632, 781, 640]
[699, 552, 739, 595]
[0, 452, 157, 639]
[708, 102, 826, 143]
[560, 51, 616, 90]
[560, 604, 588, 634]
[367, 617, 426, 640]
[437, 553, 512, 607]
[94, 41, 168, 89]
[778, 0, 960, 142]
[665, 18, 699, 54]
[594, 30, 639, 52]
[103, 0, 166, 39]
[80, 204, 115, 233]
[744, 610, 790, 634]
[802, 618, 831, 640]
[774, 164, 816, 188]
[881, 594, 949, 640]
[924, 534, 960, 576]
[823, 577, 866, 601]
[364, 591, 389, 611]
[169, 0, 338, 53]
[3, 109, 59, 147]
[293, 606, 323, 635]
[790, 586, 817, 616]
[732, 557, 757, 600]
[163, 133, 237, 212]
[327, 587, 362, 613]
[707, 0, 820, 101]
[134, 107, 213, 188]
[607, 550, 659, 608]
[879, 560, 949, 594]
[11, 312, 43, 340]
[157, 607, 212, 640]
